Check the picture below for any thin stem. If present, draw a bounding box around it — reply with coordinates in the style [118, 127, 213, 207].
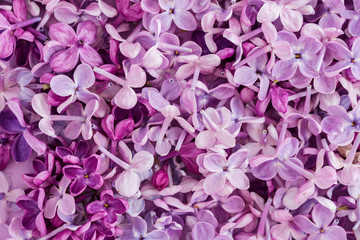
[175, 130, 187, 151]
[36, 12, 51, 31]
[39, 224, 79, 240]
[158, 42, 193, 53]
[13, 17, 41, 29]
[98, 146, 130, 170]
[26, 27, 47, 41]
[288, 89, 317, 101]
[234, 45, 272, 68]
[157, 117, 173, 142]
[278, 122, 288, 144]
[345, 133, 360, 165]
[352, 200, 360, 231]
[190, 67, 201, 90]
[93, 67, 127, 86]
[303, 85, 312, 114]
[238, 27, 262, 42]
[127, 24, 142, 43]
[257, 198, 272, 237]
[200, 110, 220, 132]
[315, 46, 326, 72]
[167, 163, 173, 187]
[49, 115, 85, 122]
[284, 160, 314, 180]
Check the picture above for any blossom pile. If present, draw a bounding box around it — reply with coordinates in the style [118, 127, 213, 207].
[0, 0, 360, 239]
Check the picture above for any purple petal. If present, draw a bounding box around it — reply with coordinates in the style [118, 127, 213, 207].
[76, 20, 96, 44]
[293, 215, 318, 234]
[203, 172, 226, 194]
[173, 11, 197, 31]
[226, 169, 249, 190]
[192, 222, 215, 240]
[252, 160, 277, 180]
[63, 165, 85, 179]
[69, 178, 87, 196]
[49, 23, 77, 46]
[0, 30, 15, 59]
[73, 64, 95, 88]
[312, 204, 333, 228]
[11, 133, 32, 162]
[50, 47, 80, 73]
[79, 45, 103, 67]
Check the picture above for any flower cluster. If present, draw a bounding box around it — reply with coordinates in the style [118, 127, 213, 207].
[0, 0, 360, 239]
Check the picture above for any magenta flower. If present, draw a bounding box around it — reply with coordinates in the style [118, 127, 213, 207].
[50, 63, 99, 113]
[47, 20, 103, 73]
[293, 204, 346, 240]
[63, 155, 104, 196]
[150, 0, 197, 32]
[201, 149, 249, 195]
[86, 189, 128, 226]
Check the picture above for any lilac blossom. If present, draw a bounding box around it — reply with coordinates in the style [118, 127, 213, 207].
[150, 0, 197, 32]
[257, 0, 314, 32]
[200, 149, 249, 194]
[86, 189, 128, 226]
[47, 20, 103, 72]
[118, 216, 169, 240]
[293, 203, 346, 239]
[63, 155, 104, 196]
[50, 63, 99, 113]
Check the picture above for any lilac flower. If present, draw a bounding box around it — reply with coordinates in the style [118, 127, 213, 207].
[175, 54, 221, 90]
[257, 0, 314, 32]
[44, 176, 75, 223]
[7, 217, 33, 240]
[93, 64, 146, 109]
[272, 32, 322, 88]
[293, 204, 346, 239]
[50, 63, 99, 113]
[150, 0, 197, 32]
[119, 216, 169, 240]
[233, 53, 269, 100]
[0, 99, 46, 162]
[16, 188, 46, 236]
[250, 137, 303, 181]
[56, 140, 89, 164]
[63, 100, 99, 140]
[324, 37, 360, 80]
[63, 155, 104, 196]
[0, 171, 24, 224]
[321, 103, 360, 146]
[47, 20, 103, 72]
[195, 107, 235, 149]
[0, 1, 40, 59]
[201, 149, 249, 194]
[86, 189, 128, 226]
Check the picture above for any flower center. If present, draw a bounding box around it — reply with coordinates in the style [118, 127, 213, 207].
[223, 167, 228, 171]
[78, 39, 85, 45]
[320, 229, 325, 233]
[169, 8, 174, 14]
[351, 58, 356, 63]
[104, 203, 109, 208]
[84, 174, 89, 178]
[295, 53, 301, 59]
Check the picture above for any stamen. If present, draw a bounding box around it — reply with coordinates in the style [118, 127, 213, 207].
[295, 53, 301, 59]
[104, 203, 109, 208]
[169, 8, 174, 14]
[84, 174, 89, 178]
